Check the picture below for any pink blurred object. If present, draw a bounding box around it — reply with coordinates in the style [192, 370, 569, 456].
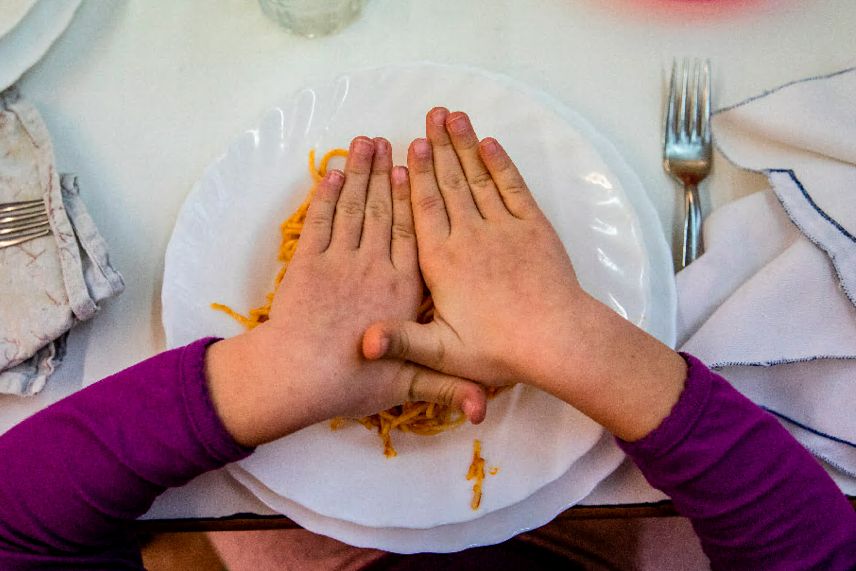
[603, 0, 782, 20]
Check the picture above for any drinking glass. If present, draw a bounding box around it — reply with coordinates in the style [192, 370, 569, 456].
[258, 0, 366, 38]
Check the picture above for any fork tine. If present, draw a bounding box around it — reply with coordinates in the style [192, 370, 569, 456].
[0, 203, 43, 217]
[0, 227, 51, 249]
[701, 60, 711, 143]
[665, 59, 678, 144]
[0, 220, 49, 237]
[0, 207, 47, 226]
[689, 59, 701, 140]
[679, 58, 690, 141]
[0, 199, 43, 214]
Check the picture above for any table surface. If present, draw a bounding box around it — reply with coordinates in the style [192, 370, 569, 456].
[2, 0, 856, 526]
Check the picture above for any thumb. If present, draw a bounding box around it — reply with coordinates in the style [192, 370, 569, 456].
[363, 319, 449, 370]
[402, 364, 487, 425]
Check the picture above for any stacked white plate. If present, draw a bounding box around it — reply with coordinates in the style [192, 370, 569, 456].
[162, 63, 676, 553]
[0, 0, 81, 92]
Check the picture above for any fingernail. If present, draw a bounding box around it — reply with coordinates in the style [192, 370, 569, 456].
[430, 107, 448, 127]
[326, 169, 344, 184]
[447, 113, 469, 134]
[391, 166, 408, 185]
[352, 137, 373, 157]
[480, 138, 500, 155]
[413, 138, 430, 158]
[374, 137, 390, 156]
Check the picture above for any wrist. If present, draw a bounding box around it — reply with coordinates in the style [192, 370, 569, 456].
[523, 295, 613, 392]
[532, 297, 688, 442]
[204, 327, 312, 447]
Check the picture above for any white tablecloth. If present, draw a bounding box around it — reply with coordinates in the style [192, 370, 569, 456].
[2, 0, 855, 520]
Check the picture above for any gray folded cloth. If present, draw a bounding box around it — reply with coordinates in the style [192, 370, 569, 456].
[0, 87, 124, 396]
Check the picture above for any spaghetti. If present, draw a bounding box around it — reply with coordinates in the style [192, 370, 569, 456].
[210, 148, 348, 330]
[467, 439, 486, 510]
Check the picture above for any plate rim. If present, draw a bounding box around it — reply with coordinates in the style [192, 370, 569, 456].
[0, 0, 38, 40]
[0, 0, 81, 92]
[227, 430, 625, 553]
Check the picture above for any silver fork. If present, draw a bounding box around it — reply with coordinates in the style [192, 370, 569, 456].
[0, 199, 51, 249]
[664, 58, 712, 269]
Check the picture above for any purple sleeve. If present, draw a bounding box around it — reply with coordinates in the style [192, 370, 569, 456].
[619, 353, 856, 570]
[0, 338, 253, 569]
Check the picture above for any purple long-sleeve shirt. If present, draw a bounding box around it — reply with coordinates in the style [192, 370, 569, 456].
[0, 339, 854, 569]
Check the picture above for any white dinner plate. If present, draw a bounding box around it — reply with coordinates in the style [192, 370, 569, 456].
[0, 0, 80, 92]
[0, 0, 37, 40]
[229, 431, 626, 553]
[163, 63, 676, 529]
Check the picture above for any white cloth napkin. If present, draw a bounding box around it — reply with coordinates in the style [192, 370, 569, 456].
[0, 88, 123, 396]
[677, 67, 856, 476]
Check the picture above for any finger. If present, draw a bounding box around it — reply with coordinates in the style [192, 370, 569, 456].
[296, 170, 344, 255]
[330, 136, 374, 250]
[426, 107, 481, 225]
[362, 319, 452, 370]
[407, 138, 450, 248]
[479, 137, 541, 219]
[390, 165, 417, 271]
[402, 365, 487, 425]
[445, 112, 507, 219]
[360, 138, 393, 254]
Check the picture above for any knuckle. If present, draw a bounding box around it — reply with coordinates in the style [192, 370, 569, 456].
[347, 161, 372, 176]
[416, 194, 446, 213]
[391, 222, 414, 240]
[315, 185, 339, 201]
[407, 369, 422, 402]
[411, 160, 433, 174]
[397, 327, 411, 359]
[440, 171, 467, 190]
[371, 161, 391, 174]
[503, 181, 529, 196]
[336, 198, 365, 218]
[385, 279, 402, 297]
[305, 212, 331, 229]
[436, 380, 457, 406]
[493, 151, 513, 169]
[521, 222, 546, 244]
[456, 135, 479, 151]
[392, 189, 411, 204]
[469, 171, 495, 190]
[433, 334, 447, 369]
[366, 200, 390, 221]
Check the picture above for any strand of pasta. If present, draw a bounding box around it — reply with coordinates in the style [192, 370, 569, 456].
[466, 439, 486, 510]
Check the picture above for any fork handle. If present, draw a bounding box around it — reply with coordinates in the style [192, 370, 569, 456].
[681, 182, 703, 268]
